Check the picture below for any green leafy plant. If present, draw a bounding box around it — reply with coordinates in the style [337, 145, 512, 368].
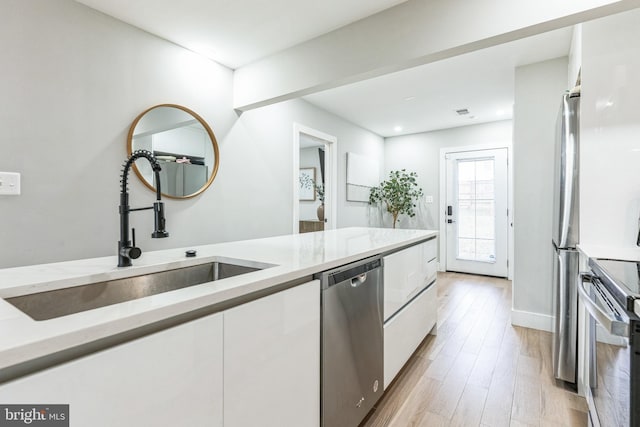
[369, 169, 423, 228]
[314, 182, 325, 203]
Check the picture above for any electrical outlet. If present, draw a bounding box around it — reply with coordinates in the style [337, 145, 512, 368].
[425, 195, 433, 203]
[0, 172, 21, 195]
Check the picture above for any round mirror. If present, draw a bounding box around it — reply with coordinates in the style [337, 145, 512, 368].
[127, 104, 219, 199]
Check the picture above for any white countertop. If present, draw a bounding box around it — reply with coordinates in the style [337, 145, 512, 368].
[577, 244, 640, 261]
[0, 227, 437, 373]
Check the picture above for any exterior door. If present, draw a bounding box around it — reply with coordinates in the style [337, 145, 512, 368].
[445, 148, 508, 277]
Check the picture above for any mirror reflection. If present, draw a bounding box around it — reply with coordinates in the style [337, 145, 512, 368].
[128, 104, 219, 199]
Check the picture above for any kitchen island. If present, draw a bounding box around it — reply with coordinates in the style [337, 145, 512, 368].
[0, 227, 437, 427]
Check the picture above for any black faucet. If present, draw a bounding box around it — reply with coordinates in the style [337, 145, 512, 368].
[118, 150, 169, 267]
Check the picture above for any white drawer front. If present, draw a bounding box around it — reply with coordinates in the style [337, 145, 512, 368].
[384, 239, 438, 321]
[384, 244, 422, 320]
[423, 237, 437, 261]
[383, 282, 437, 389]
[426, 258, 438, 284]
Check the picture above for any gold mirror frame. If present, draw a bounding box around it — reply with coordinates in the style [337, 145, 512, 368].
[127, 104, 220, 199]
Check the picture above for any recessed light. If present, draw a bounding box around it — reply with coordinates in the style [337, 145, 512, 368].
[394, 126, 403, 132]
[455, 108, 469, 115]
[404, 96, 416, 101]
[605, 101, 614, 107]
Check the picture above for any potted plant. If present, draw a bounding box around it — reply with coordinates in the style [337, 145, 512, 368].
[314, 181, 325, 221]
[300, 175, 326, 221]
[369, 169, 423, 228]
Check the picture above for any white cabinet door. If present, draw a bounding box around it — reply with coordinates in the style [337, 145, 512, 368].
[383, 283, 437, 389]
[0, 313, 224, 427]
[224, 280, 320, 427]
[383, 238, 437, 321]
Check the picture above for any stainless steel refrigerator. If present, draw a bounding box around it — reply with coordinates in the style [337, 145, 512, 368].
[552, 90, 580, 385]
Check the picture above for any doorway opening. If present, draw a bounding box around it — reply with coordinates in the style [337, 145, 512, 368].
[293, 123, 337, 234]
[440, 145, 512, 278]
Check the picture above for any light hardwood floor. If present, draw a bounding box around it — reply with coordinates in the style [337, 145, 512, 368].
[362, 272, 588, 427]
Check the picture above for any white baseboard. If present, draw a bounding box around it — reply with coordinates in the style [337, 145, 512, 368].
[511, 309, 554, 332]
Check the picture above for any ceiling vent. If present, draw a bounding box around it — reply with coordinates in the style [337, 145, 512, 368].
[455, 108, 470, 115]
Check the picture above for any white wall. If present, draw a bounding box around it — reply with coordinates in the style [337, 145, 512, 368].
[0, 0, 383, 268]
[512, 57, 569, 331]
[384, 121, 513, 230]
[299, 147, 323, 220]
[580, 9, 640, 249]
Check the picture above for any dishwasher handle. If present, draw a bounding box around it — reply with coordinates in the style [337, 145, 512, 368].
[319, 256, 381, 288]
[351, 273, 367, 287]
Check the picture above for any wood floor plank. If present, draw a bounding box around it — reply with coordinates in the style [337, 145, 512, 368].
[481, 377, 516, 427]
[461, 291, 501, 354]
[367, 352, 432, 424]
[537, 331, 556, 386]
[517, 354, 543, 379]
[449, 383, 489, 427]
[540, 383, 589, 426]
[449, 350, 479, 380]
[509, 420, 539, 427]
[511, 376, 542, 425]
[386, 376, 441, 427]
[467, 345, 500, 388]
[417, 411, 450, 427]
[424, 346, 457, 381]
[520, 327, 542, 359]
[427, 375, 467, 419]
[482, 312, 509, 350]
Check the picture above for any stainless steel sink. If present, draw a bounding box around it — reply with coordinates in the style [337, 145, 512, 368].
[6, 260, 273, 321]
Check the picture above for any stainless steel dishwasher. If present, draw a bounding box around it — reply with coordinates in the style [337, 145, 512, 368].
[317, 255, 383, 427]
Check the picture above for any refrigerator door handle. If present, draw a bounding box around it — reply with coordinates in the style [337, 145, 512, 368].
[553, 94, 580, 248]
[557, 251, 565, 336]
[553, 248, 579, 383]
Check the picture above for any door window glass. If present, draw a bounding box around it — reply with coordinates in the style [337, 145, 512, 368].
[457, 159, 496, 262]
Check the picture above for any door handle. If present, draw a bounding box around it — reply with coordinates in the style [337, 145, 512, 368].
[577, 273, 629, 337]
[447, 205, 453, 216]
[557, 252, 565, 336]
[351, 273, 367, 287]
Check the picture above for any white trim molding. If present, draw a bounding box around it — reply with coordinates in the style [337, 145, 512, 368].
[439, 142, 513, 280]
[292, 123, 338, 234]
[511, 309, 554, 332]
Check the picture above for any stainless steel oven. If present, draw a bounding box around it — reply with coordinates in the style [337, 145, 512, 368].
[579, 259, 640, 427]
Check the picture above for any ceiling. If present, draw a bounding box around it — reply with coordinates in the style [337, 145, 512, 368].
[74, 0, 407, 69]
[75, 0, 573, 137]
[303, 27, 574, 137]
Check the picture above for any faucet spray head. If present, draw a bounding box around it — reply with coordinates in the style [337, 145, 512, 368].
[152, 201, 169, 238]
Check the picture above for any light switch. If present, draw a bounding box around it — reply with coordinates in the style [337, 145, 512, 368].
[425, 195, 433, 203]
[0, 172, 21, 195]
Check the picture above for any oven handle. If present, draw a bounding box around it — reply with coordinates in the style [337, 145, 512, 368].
[578, 273, 629, 337]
